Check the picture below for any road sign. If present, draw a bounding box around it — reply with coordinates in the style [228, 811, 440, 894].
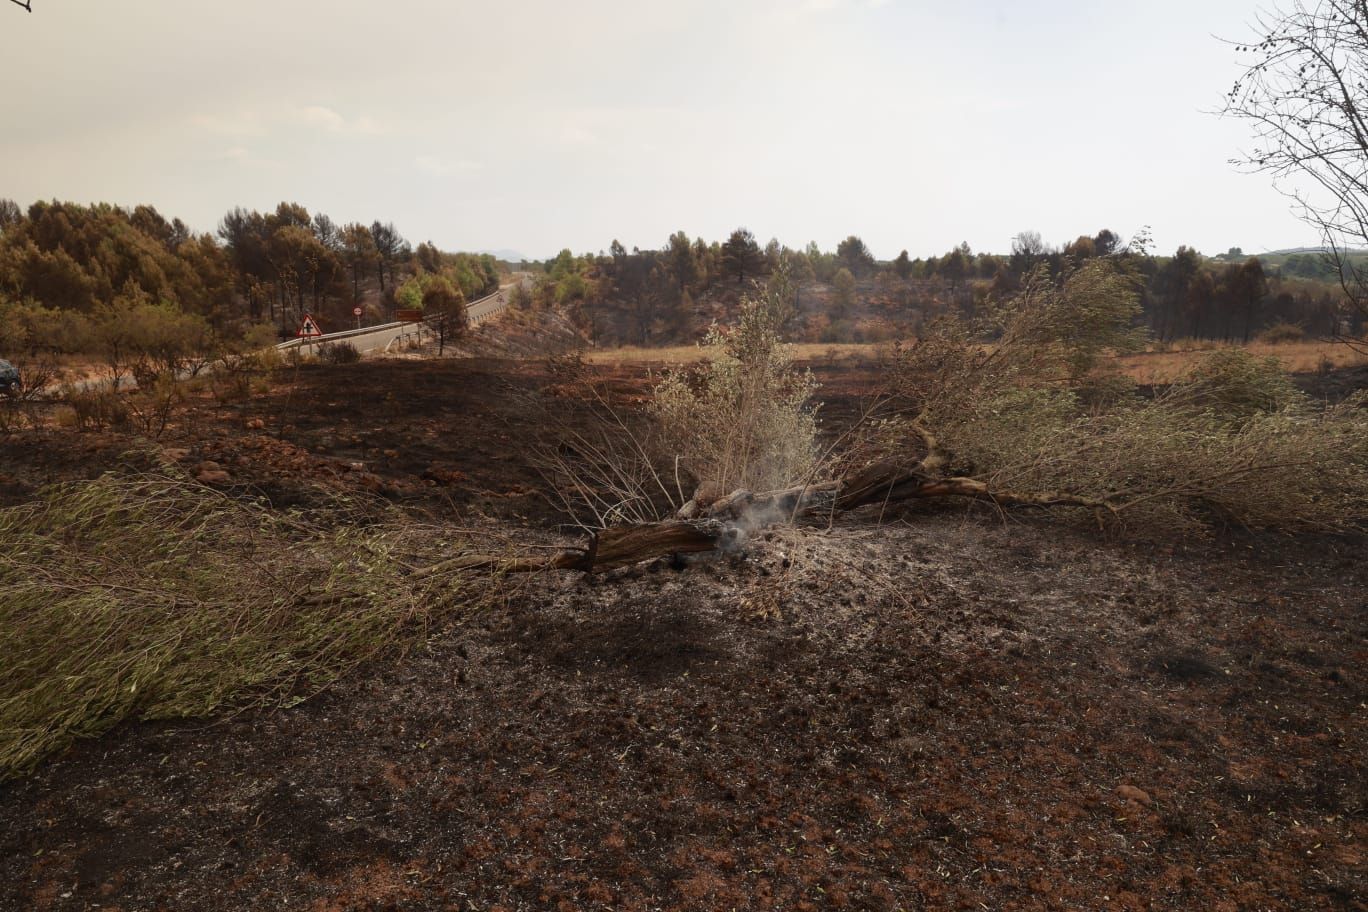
[296, 313, 323, 338]
[352, 307, 363, 317]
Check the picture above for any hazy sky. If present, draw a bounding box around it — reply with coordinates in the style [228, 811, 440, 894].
[0, 0, 1317, 260]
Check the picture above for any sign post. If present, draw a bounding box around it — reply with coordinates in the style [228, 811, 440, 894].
[353, 306, 363, 330]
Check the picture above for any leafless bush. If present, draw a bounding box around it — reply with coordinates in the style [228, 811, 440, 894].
[0, 358, 59, 433]
[125, 375, 186, 437]
[525, 380, 680, 529]
[212, 325, 280, 405]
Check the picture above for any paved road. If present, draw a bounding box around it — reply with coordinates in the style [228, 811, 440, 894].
[277, 320, 424, 357]
[56, 283, 523, 395]
[466, 287, 512, 326]
[277, 284, 516, 355]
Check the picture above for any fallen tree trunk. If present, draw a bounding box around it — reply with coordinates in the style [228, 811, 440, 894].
[420, 465, 1116, 577]
[579, 520, 722, 570]
[832, 460, 926, 512]
[692, 463, 1116, 523]
[415, 520, 722, 578]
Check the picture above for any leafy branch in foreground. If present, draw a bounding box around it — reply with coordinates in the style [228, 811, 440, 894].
[0, 472, 482, 778]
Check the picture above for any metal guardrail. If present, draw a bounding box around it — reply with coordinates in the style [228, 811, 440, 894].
[275, 320, 407, 350]
[275, 288, 508, 349]
[467, 289, 509, 326]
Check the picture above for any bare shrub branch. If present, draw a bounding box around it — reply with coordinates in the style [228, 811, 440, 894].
[1222, 1, 1368, 333]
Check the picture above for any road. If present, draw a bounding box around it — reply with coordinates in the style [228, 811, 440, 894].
[57, 282, 523, 394]
[277, 284, 516, 355]
[277, 319, 424, 357]
[466, 286, 512, 326]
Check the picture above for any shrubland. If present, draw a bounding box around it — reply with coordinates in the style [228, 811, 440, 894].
[652, 273, 819, 495]
[866, 260, 1368, 536]
[548, 259, 1367, 543]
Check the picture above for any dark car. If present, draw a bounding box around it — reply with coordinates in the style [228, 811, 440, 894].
[0, 359, 19, 396]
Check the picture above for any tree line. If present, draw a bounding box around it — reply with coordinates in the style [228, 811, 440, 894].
[524, 227, 1359, 347]
[1, 198, 1358, 363]
[0, 199, 501, 370]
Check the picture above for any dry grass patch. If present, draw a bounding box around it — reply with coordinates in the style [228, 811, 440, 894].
[587, 338, 1368, 382]
[1118, 340, 1368, 384]
[585, 342, 893, 367]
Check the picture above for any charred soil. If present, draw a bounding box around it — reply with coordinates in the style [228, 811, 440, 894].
[0, 357, 1364, 911]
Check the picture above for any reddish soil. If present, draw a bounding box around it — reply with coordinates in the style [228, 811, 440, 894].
[0, 357, 1364, 911]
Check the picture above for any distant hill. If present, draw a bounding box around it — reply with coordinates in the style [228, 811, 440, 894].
[478, 248, 532, 263]
[1251, 246, 1322, 256]
[1210, 247, 1368, 271]
[1263, 246, 1368, 257]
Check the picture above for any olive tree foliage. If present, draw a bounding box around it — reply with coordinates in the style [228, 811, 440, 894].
[1222, 1, 1368, 332]
[653, 268, 819, 494]
[874, 258, 1368, 536]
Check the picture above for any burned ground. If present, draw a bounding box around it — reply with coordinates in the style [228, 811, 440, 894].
[1, 359, 628, 525]
[0, 357, 1364, 911]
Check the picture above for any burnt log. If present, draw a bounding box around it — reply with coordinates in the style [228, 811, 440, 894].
[832, 460, 927, 512]
[420, 464, 1114, 580]
[579, 521, 721, 570]
[415, 520, 722, 578]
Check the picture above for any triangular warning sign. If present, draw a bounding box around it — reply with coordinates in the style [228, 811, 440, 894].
[296, 314, 323, 338]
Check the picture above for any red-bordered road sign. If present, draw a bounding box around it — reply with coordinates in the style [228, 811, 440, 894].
[296, 313, 323, 338]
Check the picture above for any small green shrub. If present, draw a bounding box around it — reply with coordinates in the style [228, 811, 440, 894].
[652, 277, 819, 494]
[1172, 349, 1303, 419]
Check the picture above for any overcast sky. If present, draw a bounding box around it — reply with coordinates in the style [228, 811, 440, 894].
[0, 0, 1317, 260]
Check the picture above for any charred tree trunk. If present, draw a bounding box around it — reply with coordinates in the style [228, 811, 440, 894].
[422, 461, 1117, 578]
[416, 521, 722, 578]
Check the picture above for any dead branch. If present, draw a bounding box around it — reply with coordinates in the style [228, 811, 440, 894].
[414, 520, 722, 577]
[427, 464, 1112, 579]
[832, 460, 927, 512]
